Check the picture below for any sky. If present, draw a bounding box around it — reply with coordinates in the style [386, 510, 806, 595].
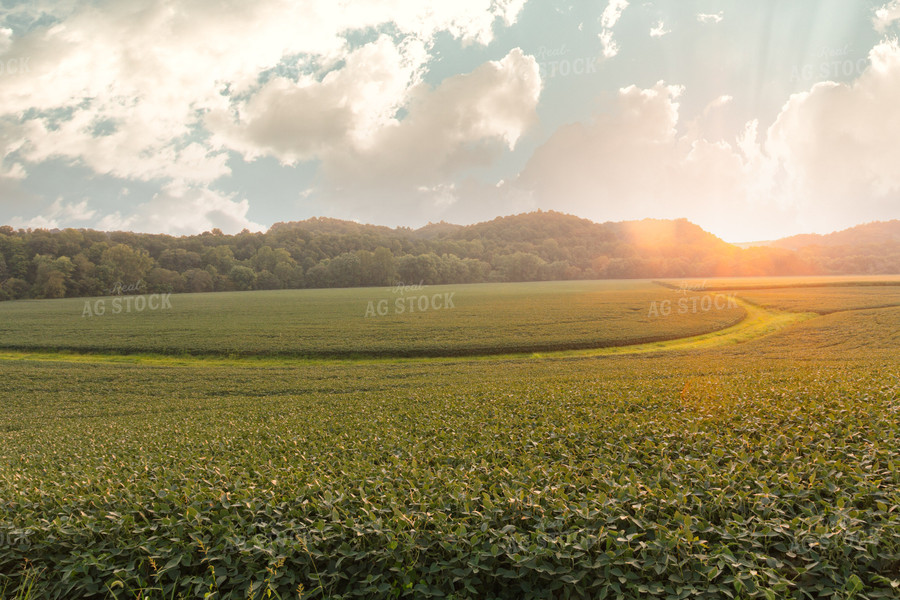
[1, 0, 899, 243]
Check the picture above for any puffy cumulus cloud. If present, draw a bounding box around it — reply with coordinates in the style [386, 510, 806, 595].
[8, 197, 95, 230]
[276, 48, 540, 227]
[874, 1, 900, 32]
[95, 184, 265, 236]
[599, 0, 629, 58]
[19, 115, 231, 183]
[0, 0, 526, 188]
[346, 0, 527, 46]
[508, 42, 900, 241]
[517, 82, 693, 217]
[510, 82, 791, 241]
[765, 39, 900, 231]
[208, 36, 428, 164]
[8, 214, 59, 230]
[310, 48, 542, 218]
[210, 43, 541, 177]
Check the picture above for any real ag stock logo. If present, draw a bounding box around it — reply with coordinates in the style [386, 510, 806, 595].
[364, 281, 456, 317]
[534, 44, 601, 79]
[81, 281, 173, 318]
[81, 293, 173, 317]
[648, 286, 738, 318]
[790, 44, 868, 83]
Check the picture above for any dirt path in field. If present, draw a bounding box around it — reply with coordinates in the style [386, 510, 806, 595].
[0, 295, 818, 367]
[526, 295, 817, 359]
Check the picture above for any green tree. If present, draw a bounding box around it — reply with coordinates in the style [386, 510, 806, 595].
[33, 255, 76, 298]
[158, 248, 202, 272]
[273, 262, 303, 288]
[202, 246, 235, 274]
[184, 268, 214, 293]
[396, 253, 440, 285]
[365, 247, 395, 286]
[1, 278, 29, 300]
[0, 234, 28, 279]
[70, 253, 104, 296]
[99, 244, 154, 288]
[304, 262, 330, 288]
[327, 253, 362, 288]
[255, 270, 282, 290]
[146, 268, 186, 293]
[228, 265, 257, 291]
[496, 252, 546, 282]
[463, 258, 491, 283]
[251, 246, 278, 273]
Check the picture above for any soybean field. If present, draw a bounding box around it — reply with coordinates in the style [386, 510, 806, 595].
[0, 278, 898, 599]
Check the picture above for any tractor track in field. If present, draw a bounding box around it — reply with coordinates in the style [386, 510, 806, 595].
[0, 294, 820, 367]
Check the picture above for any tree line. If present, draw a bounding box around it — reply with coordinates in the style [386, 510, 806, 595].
[1, 212, 898, 301]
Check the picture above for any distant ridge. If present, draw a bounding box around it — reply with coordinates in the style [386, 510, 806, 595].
[768, 220, 900, 250]
[1, 212, 898, 301]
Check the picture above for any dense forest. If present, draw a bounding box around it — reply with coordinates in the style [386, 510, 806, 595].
[1, 211, 898, 301]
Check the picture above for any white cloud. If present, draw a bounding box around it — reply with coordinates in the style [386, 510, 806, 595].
[419, 183, 459, 209]
[765, 38, 900, 231]
[697, 12, 724, 24]
[0, 27, 12, 53]
[492, 0, 529, 29]
[0, 162, 26, 180]
[313, 48, 542, 210]
[506, 81, 786, 241]
[517, 82, 697, 217]
[505, 39, 900, 241]
[94, 212, 135, 233]
[269, 48, 541, 226]
[708, 95, 734, 109]
[0, 0, 80, 28]
[220, 46, 540, 228]
[599, 0, 629, 58]
[601, 0, 629, 29]
[0, 0, 526, 189]
[874, 1, 900, 32]
[208, 36, 428, 164]
[96, 184, 265, 235]
[210, 45, 541, 206]
[650, 21, 670, 38]
[20, 114, 231, 184]
[8, 197, 96, 230]
[8, 215, 59, 230]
